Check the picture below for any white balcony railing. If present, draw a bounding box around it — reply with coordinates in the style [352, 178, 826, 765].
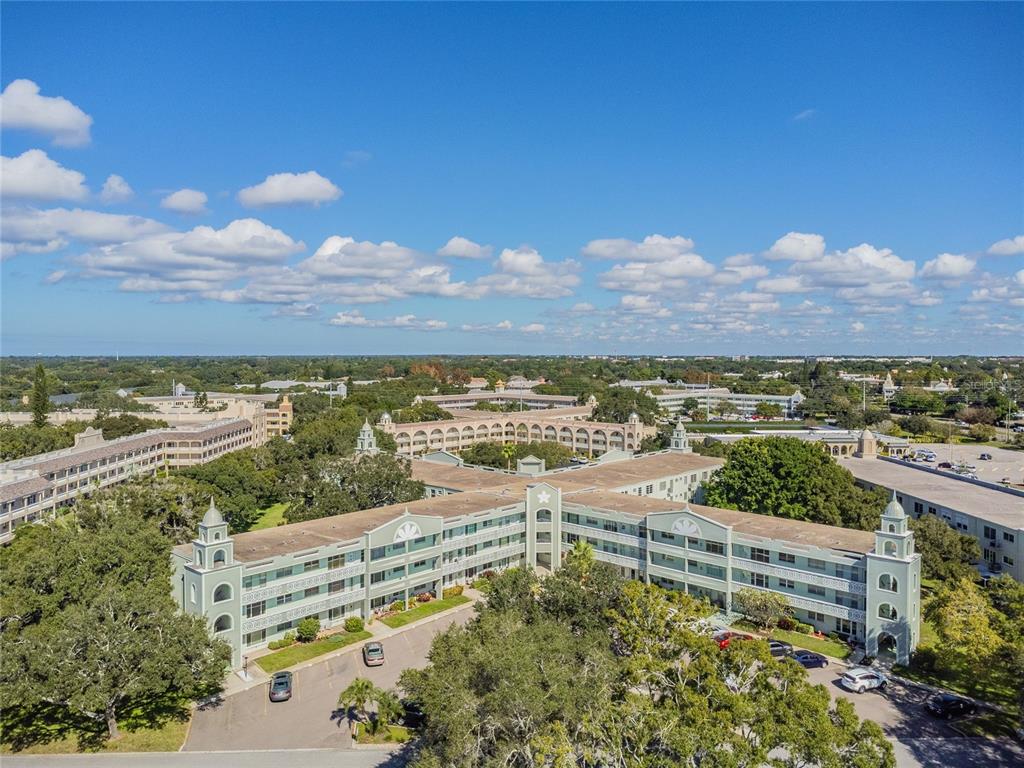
[241, 588, 364, 632]
[746, 584, 866, 623]
[562, 522, 642, 548]
[735, 559, 867, 596]
[443, 543, 526, 575]
[243, 562, 365, 602]
[445, 522, 526, 548]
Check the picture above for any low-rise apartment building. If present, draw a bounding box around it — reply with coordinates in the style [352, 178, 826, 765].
[652, 388, 806, 418]
[174, 430, 921, 668]
[0, 418, 259, 543]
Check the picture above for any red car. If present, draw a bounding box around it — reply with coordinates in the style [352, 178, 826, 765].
[713, 631, 754, 649]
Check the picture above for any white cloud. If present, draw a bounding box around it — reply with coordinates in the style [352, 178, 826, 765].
[0, 79, 92, 146]
[476, 246, 581, 299]
[988, 235, 1024, 256]
[1015, 269, 1024, 287]
[99, 174, 133, 203]
[583, 234, 696, 262]
[1, 237, 66, 260]
[1, 207, 170, 246]
[792, 108, 817, 122]
[598, 252, 716, 293]
[176, 218, 304, 262]
[570, 302, 595, 313]
[908, 291, 943, 307]
[920, 253, 975, 280]
[619, 294, 671, 317]
[709, 264, 769, 285]
[437, 236, 492, 259]
[520, 323, 546, 333]
[43, 269, 66, 284]
[851, 321, 866, 333]
[238, 171, 341, 207]
[328, 310, 446, 330]
[302, 236, 418, 279]
[1, 150, 88, 200]
[271, 303, 320, 318]
[756, 275, 814, 294]
[160, 188, 208, 214]
[765, 232, 826, 262]
[791, 243, 915, 286]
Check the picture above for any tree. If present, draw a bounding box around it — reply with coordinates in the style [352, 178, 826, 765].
[925, 577, 1002, 669]
[501, 442, 517, 471]
[591, 387, 660, 425]
[732, 587, 791, 629]
[682, 397, 699, 414]
[192, 391, 208, 409]
[90, 414, 168, 440]
[396, 401, 453, 423]
[969, 423, 996, 442]
[287, 453, 424, 523]
[754, 401, 783, 419]
[909, 514, 981, 581]
[704, 436, 888, 529]
[30, 364, 50, 428]
[0, 509, 229, 746]
[371, 689, 403, 735]
[898, 414, 936, 436]
[296, 617, 320, 642]
[338, 677, 377, 723]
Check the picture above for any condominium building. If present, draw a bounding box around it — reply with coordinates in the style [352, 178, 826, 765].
[174, 424, 921, 667]
[416, 391, 579, 410]
[843, 453, 1024, 582]
[651, 388, 806, 418]
[0, 418, 259, 543]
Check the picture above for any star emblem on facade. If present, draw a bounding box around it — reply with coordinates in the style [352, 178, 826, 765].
[537, 491, 551, 504]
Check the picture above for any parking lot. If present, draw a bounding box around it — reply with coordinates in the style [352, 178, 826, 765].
[184, 609, 473, 752]
[911, 443, 1024, 487]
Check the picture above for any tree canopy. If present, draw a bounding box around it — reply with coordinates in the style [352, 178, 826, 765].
[909, 514, 981, 582]
[703, 437, 888, 529]
[460, 440, 575, 470]
[591, 387, 661, 425]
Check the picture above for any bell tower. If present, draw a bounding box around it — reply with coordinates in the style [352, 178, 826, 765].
[669, 419, 691, 452]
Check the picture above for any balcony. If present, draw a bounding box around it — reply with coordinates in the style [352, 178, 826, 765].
[562, 522, 641, 548]
[241, 588, 364, 632]
[737, 558, 866, 596]
[589, 548, 645, 572]
[745, 584, 866, 623]
[243, 561, 365, 601]
[442, 543, 525, 575]
[445, 522, 526, 548]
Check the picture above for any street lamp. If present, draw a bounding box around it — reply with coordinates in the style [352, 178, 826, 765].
[243, 655, 248, 678]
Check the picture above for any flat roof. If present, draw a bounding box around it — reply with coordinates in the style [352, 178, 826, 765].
[843, 457, 1024, 530]
[550, 451, 723, 489]
[411, 461, 521, 492]
[688, 503, 876, 554]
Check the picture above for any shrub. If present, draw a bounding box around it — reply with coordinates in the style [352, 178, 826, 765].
[480, 569, 497, 581]
[296, 617, 321, 642]
[442, 585, 464, 599]
[268, 640, 282, 650]
[416, 592, 433, 603]
[777, 616, 796, 631]
[794, 621, 814, 634]
[344, 616, 365, 633]
[390, 599, 406, 613]
[283, 631, 297, 645]
[909, 645, 939, 673]
[471, 578, 492, 592]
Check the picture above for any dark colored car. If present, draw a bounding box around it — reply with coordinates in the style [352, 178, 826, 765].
[269, 671, 293, 702]
[979, 453, 993, 460]
[400, 698, 427, 728]
[767, 640, 793, 658]
[713, 631, 754, 649]
[938, 462, 953, 469]
[925, 694, 976, 719]
[792, 650, 828, 668]
[362, 641, 385, 666]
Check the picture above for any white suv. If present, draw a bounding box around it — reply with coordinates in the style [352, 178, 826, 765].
[840, 667, 887, 693]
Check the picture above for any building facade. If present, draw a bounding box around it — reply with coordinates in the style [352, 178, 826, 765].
[173, 437, 921, 667]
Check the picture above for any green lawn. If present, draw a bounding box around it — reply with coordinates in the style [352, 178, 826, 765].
[380, 595, 471, 628]
[731, 620, 852, 660]
[255, 630, 371, 673]
[2, 718, 189, 755]
[250, 502, 289, 531]
[353, 723, 411, 744]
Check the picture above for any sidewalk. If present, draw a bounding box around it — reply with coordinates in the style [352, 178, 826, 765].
[216, 589, 480, 698]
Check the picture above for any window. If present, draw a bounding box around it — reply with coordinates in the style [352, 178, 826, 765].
[275, 567, 292, 580]
[189, 583, 197, 604]
[213, 614, 232, 632]
[751, 547, 770, 563]
[984, 526, 997, 541]
[536, 509, 552, 523]
[212, 549, 225, 567]
[806, 558, 825, 571]
[277, 593, 293, 606]
[245, 629, 266, 646]
[777, 578, 794, 589]
[303, 560, 320, 572]
[243, 573, 267, 589]
[1004, 532, 1016, 544]
[706, 541, 725, 556]
[751, 573, 767, 588]
[327, 554, 344, 570]
[371, 570, 387, 584]
[878, 574, 898, 592]
[244, 601, 265, 618]
[1004, 556, 1015, 566]
[807, 611, 825, 623]
[808, 585, 826, 597]
[878, 603, 898, 621]
[304, 587, 320, 599]
[213, 584, 232, 603]
[777, 552, 795, 564]
[884, 542, 897, 557]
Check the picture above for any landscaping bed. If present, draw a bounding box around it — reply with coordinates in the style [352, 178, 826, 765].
[380, 595, 471, 628]
[255, 629, 371, 673]
[353, 722, 411, 744]
[731, 619, 852, 660]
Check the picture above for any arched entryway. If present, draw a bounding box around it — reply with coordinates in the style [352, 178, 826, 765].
[877, 632, 897, 659]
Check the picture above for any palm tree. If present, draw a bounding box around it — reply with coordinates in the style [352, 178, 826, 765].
[371, 689, 403, 735]
[501, 442, 517, 471]
[338, 677, 377, 723]
[565, 539, 595, 580]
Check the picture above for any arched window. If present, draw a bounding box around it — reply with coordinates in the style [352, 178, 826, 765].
[536, 509, 552, 523]
[883, 541, 897, 557]
[887, 524, 895, 533]
[189, 583, 197, 604]
[214, 531, 222, 541]
[878, 574, 898, 593]
[878, 603, 898, 621]
[213, 614, 232, 632]
[213, 583, 232, 603]
[195, 550, 204, 566]
[213, 549, 226, 566]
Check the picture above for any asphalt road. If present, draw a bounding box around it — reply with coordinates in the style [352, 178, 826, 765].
[184, 609, 473, 752]
[1, 750, 402, 768]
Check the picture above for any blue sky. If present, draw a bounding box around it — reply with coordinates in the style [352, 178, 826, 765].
[1, 2, 1021, 356]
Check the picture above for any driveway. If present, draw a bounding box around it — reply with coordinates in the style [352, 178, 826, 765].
[805, 663, 1024, 767]
[184, 609, 473, 752]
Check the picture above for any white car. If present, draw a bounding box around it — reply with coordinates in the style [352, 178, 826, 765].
[840, 667, 887, 693]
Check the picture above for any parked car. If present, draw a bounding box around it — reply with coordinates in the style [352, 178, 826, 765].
[979, 453, 993, 460]
[269, 671, 293, 702]
[362, 641, 385, 666]
[399, 698, 427, 728]
[840, 667, 887, 693]
[767, 640, 793, 658]
[713, 630, 754, 649]
[792, 650, 828, 668]
[938, 462, 953, 469]
[925, 693, 976, 719]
